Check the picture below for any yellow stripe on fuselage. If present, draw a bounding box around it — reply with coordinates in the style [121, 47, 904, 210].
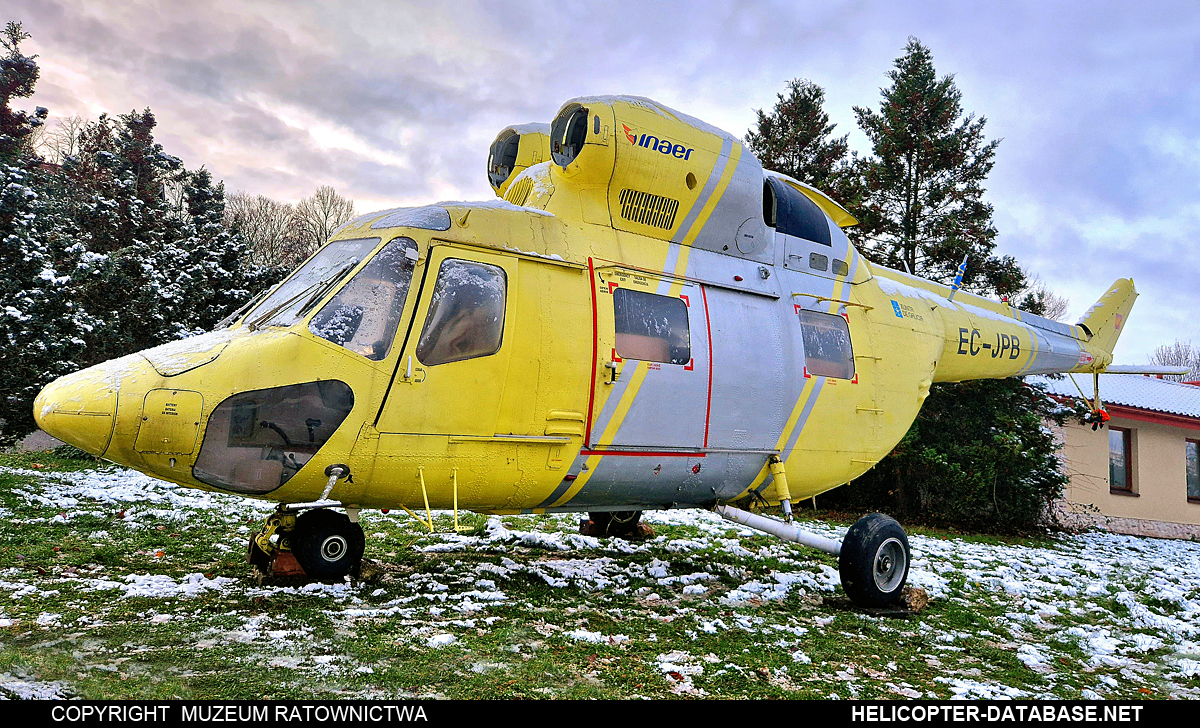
[739, 235, 857, 497]
[550, 149, 742, 508]
[549, 360, 650, 507]
[745, 375, 819, 492]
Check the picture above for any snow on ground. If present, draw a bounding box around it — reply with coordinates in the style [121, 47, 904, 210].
[0, 673, 72, 699]
[3, 465, 271, 527]
[3, 464, 1200, 698]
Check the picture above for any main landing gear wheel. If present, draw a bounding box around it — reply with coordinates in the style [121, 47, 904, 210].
[290, 508, 365, 581]
[838, 513, 910, 607]
[588, 510, 642, 537]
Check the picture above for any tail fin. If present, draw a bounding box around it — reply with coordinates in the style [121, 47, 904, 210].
[1077, 278, 1137, 360]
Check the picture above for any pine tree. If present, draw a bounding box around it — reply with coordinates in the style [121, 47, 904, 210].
[815, 39, 1067, 533]
[851, 38, 1022, 296]
[0, 25, 281, 445]
[0, 161, 87, 445]
[171, 168, 280, 333]
[0, 22, 47, 165]
[745, 79, 855, 202]
[821, 378, 1069, 533]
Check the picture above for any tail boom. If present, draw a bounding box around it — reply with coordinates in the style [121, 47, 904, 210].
[873, 270, 1134, 383]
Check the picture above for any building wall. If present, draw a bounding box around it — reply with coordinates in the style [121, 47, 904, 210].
[1053, 414, 1200, 538]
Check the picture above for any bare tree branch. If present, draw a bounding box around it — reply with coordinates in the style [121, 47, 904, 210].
[293, 185, 355, 260]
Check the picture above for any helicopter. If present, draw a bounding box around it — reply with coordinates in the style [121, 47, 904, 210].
[33, 95, 1142, 607]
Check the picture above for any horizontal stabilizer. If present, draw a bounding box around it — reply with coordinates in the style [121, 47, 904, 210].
[1103, 365, 1192, 375]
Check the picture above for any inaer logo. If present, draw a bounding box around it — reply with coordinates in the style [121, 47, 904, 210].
[622, 124, 695, 161]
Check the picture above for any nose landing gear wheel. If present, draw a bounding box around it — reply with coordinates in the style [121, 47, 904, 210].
[291, 508, 365, 580]
[838, 513, 910, 607]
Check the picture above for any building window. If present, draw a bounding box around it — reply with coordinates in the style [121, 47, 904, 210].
[1109, 427, 1132, 493]
[1187, 439, 1200, 503]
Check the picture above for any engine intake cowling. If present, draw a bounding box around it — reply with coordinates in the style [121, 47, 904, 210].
[487, 123, 550, 197]
[544, 96, 770, 261]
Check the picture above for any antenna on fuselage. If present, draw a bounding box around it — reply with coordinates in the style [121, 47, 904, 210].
[947, 255, 969, 302]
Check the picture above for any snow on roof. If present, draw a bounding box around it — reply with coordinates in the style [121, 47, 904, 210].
[505, 122, 550, 136]
[431, 197, 554, 217]
[1028, 374, 1200, 420]
[565, 95, 741, 143]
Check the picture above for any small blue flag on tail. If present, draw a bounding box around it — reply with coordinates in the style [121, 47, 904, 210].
[947, 255, 969, 302]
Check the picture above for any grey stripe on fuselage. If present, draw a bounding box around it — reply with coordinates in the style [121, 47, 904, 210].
[1017, 309, 1078, 340]
[1018, 327, 1086, 375]
[562, 450, 761, 509]
[754, 240, 860, 493]
[672, 138, 734, 245]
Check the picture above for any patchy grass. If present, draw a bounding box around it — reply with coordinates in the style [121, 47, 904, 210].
[0, 455, 1198, 700]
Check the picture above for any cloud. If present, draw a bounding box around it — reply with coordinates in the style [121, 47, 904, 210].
[13, 0, 1200, 359]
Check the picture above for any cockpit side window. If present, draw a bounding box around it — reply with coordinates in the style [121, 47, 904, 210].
[764, 178, 831, 246]
[613, 287, 691, 365]
[415, 259, 507, 367]
[246, 237, 381, 328]
[308, 237, 418, 361]
[797, 309, 855, 379]
[193, 381, 354, 495]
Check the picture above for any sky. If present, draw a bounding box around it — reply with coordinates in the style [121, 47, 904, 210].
[12, 0, 1200, 363]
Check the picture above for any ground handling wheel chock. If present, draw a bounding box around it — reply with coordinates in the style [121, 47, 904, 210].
[247, 510, 309, 586]
[579, 510, 655, 539]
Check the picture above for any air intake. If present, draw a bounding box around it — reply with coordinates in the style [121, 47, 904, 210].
[618, 189, 679, 230]
[504, 177, 533, 206]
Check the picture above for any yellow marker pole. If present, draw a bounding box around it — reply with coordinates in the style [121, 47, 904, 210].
[452, 467, 462, 533]
[418, 467, 433, 533]
[399, 504, 430, 532]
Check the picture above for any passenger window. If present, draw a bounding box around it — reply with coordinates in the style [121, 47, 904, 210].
[764, 178, 832, 246]
[416, 259, 507, 366]
[309, 237, 418, 360]
[797, 309, 855, 379]
[613, 287, 691, 365]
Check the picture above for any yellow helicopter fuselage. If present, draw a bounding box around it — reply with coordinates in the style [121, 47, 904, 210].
[34, 96, 1135, 518]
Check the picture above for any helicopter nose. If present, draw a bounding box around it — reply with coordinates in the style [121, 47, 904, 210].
[33, 364, 120, 456]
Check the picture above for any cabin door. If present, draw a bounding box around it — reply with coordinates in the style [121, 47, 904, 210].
[586, 264, 710, 451]
[375, 244, 517, 436]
